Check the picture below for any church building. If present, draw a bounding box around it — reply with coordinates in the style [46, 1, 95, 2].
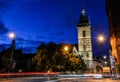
[77, 8, 93, 69]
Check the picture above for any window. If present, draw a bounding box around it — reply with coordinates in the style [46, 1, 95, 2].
[83, 31, 86, 37]
[87, 53, 89, 57]
[83, 45, 86, 50]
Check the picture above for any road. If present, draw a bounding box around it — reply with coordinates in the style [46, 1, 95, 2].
[0, 77, 120, 82]
[56, 78, 120, 82]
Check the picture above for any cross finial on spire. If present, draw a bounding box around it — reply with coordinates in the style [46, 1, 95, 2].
[82, 8, 85, 15]
[81, 2, 86, 15]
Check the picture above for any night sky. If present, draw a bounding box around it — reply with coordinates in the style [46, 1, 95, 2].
[0, 0, 109, 56]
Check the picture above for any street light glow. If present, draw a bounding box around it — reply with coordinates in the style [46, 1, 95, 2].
[98, 35, 105, 42]
[104, 61, 107, 64]
[103, 55, 107, 59]
[64, 46, 68, 51]
[8, 32, 15, 39]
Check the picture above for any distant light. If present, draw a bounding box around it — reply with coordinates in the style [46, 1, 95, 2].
[103, 55, 107, 59]
[64, 46, 68, 51]
[47, 70, 50, 73]
[105, 61, 108, 64]
[8, 32, 15, 39]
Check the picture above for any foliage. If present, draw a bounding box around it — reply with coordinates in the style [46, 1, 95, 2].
[0, 48, 32, 73]
[0, 42, 85, 73]
[32, 42, 84, 72]
[116, 64, 120, 74]
[0, 48, 11, 72]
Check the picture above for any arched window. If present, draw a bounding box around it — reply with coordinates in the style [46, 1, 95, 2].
[83, 31, 86, 37]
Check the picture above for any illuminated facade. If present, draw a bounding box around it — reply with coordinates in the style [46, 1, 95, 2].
[106, 0, 120, 64]
[77, 8, 93, 69]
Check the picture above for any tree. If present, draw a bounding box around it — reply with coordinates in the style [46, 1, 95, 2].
[32, 42, 84, 72]
[0, 48, 12, 72]
[32, 42, 47, 71]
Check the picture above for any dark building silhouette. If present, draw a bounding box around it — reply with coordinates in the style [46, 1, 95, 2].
[106, 0, 120, 64]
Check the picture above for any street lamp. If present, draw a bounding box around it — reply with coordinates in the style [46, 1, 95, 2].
[8, 32, 16, 73]
[105, 61, 108, 65]
[8, 32, 15, 39]
[64, 46, 68, 54]
[97, 35, 105, 43]
[103, 55, 107, 59]
[64, 46, 68, 51]
[97, 35, 113, 77]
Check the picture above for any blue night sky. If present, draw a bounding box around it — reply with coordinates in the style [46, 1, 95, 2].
[0, 0, 109, 56]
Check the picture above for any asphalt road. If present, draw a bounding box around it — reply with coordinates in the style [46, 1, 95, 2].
[0, 77, 120, 82]
[56, 78, 120, 82]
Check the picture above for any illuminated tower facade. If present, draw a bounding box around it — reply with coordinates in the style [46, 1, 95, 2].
[77, 8, 93, 69]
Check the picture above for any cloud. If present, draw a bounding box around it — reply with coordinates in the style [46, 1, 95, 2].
[37, 31, 65, 42]
[26, 40, 42, 45]
[0, 21, 9, 35]
[20, 39, 42, 53]
[0, 43, 11, 52]
[0, 0, 15, 35]
[16, 36, 24, 41]
[17, 39, 42, 48]
[0, 43, 10, 47]
[22, 46, 36, 53]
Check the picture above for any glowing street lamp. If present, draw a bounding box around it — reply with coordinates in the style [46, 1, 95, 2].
[64, 46, 68, 51]
[98, 35, 105, 42]
[64, 46, 69, 54]
[8, 32, 15, 39]
[105, 61, 108, 65]
[103, 55, 107, 59]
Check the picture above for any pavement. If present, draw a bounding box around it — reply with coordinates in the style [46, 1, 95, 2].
[0, 74, 120, 82]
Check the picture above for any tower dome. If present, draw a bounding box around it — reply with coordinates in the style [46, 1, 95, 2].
[78, 8, 90, 26]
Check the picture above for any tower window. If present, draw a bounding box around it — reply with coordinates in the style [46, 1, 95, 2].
[83, 45, 86, 50]
[83, 31, 86, 37]
[87, 53, 89, 57]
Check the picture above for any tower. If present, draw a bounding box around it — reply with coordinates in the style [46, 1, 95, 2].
[77, 8, 93, 69]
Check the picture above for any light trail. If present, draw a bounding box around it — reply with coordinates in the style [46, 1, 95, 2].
[0, 72, 60, 77]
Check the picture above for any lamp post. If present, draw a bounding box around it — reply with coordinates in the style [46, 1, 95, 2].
[8, 32, 15, 73]
[97, 35, 107, 74]
[98, 35, 113, 77]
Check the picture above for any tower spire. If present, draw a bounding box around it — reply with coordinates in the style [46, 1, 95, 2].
[78, 4, 90, 26]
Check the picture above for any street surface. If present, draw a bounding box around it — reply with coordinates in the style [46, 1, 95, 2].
[0, 76, 120, 82]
